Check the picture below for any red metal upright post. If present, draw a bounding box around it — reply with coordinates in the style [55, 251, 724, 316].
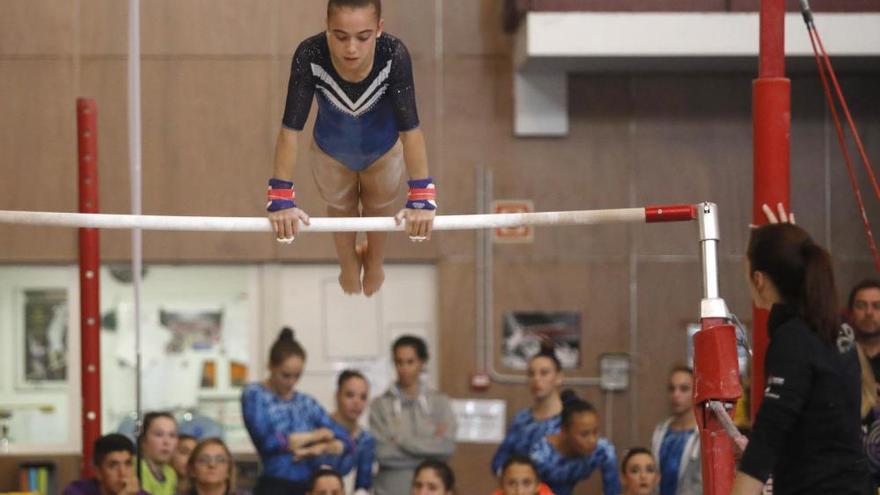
[751, 0, 791, 418]
[77, 98, 101, 478]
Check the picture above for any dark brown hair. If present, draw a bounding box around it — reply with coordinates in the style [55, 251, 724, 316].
[392, 334, 429, 361]
[327, 0, 381, 19]
[529, 340, 562, 372]
[308, 467, 344, 492]
[848, 278, 880, 313]
[337, 369, 368, 388]
[748, 223, 839, 345]
[620, 447, 655, 474]
[668, 364, 693, 379]
[138, 411, 177, 445]
[414, 460, 455, 491]
[560, 389, 597, 427]
[269, 327, 306, 366]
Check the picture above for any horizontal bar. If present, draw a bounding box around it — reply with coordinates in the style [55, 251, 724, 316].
[0, 205, 696, 233]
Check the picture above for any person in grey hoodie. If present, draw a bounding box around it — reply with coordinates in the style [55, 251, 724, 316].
[370, 335, 457, 495]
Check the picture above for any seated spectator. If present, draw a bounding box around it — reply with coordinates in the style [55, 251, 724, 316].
[307, 468, 345, 495]
[411, 460, 455, 495]
[507, 390, 620, 495]
[491, 344, 563, 475]
[173, 434, 198, 494]
[186, 438, 247, 495]
[651, 366, 701, 495]
[319, 369, 376, 492]
[620, 448, 660, 495]
[492, 455, 554, 495]
[62, 434, 146, 495]
[140, 411, 180, 495]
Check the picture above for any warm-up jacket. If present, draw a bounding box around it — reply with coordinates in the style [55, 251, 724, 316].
[739, 304, 871, 494]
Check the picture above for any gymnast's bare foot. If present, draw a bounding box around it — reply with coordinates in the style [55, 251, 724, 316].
[359, 241, 385, 297]
[338, 246, 363, 295]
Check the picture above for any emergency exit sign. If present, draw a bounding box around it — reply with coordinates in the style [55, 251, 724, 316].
[492, 200, 534, 243]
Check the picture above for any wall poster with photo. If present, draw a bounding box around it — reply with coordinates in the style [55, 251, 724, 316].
[501, 311, 581, 370]
[19, 288, 69, 387]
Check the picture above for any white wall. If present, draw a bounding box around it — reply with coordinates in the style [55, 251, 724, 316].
[0, 263, 437, 454]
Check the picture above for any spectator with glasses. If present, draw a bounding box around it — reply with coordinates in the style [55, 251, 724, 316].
[186, 438, 247, 495]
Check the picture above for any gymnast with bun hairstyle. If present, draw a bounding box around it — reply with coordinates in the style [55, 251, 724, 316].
[241, 328, 350, 495]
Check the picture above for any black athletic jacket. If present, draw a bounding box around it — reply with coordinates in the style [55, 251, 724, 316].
[740, 304, 871, 494]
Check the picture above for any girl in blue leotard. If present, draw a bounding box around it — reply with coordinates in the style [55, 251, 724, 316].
[492, 345, 564, 475]
[511, 390, 621, 495]
[241, 328, 349, 495]
[267, 0, 436, 296]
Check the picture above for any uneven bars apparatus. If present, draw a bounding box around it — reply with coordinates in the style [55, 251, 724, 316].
[0, 205, 695, 232]
[0, 202, 743, 491]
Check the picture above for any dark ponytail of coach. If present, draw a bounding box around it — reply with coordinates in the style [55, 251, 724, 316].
[748, 223, 839, 345]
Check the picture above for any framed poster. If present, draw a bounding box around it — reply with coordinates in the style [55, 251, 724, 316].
[501, 311, 581, 370]
[17, 288, 69, 388]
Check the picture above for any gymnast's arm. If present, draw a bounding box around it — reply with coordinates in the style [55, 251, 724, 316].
[240, 386, 293, 456]
[268, 42, 314, 240]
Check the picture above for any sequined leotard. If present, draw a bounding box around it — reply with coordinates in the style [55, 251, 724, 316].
[281, 32, 419, 171]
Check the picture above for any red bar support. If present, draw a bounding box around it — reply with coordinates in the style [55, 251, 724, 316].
[645, 204, 697, 223]
[752, 0, 790, 419]
[77, 98, 101, 478]
[694, 321, 743, 495]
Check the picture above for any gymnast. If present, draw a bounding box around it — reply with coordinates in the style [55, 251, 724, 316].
[267, 0, 435, 296]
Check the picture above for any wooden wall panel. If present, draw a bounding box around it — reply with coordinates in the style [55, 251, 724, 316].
[444, 0, 512, 56]
[141, 0, 276, 56]
[628, 75, 754, 257]
[0, 0, 75, 56]
[0, 60, 78, 261]
[79, 0, 127, 56]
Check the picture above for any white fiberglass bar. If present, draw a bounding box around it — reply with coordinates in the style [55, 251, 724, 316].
[0, 207, 669, 233]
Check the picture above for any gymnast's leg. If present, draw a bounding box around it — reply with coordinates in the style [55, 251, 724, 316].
[310, 142, 363, 294]
[358, 140, 405, 296]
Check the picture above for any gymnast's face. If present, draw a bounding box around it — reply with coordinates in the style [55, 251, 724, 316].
[500, 462, 540, 495]
[394, 345, 424, 389]
[527, 356, 562, 401]
[667, 370, 694, 416]
[411, 468, 452, 495]
[336, 375, 369, 423]
[621, 453, 659, 495]
[326, 5, 384, 77]
[562, 411, 600, 457]
[270, 355, 304, 397]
